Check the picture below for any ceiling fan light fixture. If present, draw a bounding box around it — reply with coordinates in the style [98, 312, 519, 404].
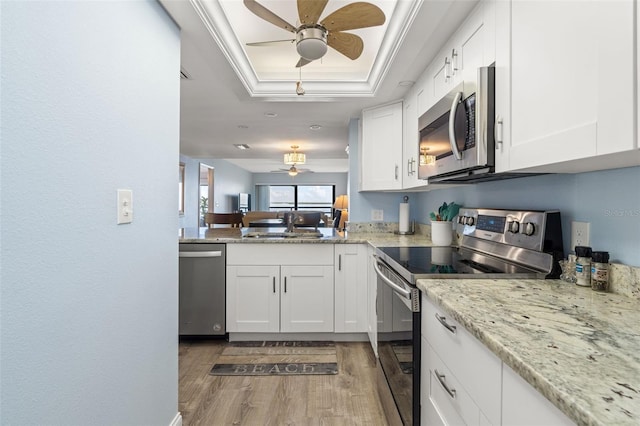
[288, 165, 299, 176]
[296, 27, 328, 60]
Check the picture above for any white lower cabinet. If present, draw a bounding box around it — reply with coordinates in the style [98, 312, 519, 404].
[502, 363, 574, 426]
[226, 244, 334, 333]
[334, 244, 368, 333]
[421, 294, 501, 425]
[421, 293, 576, 426]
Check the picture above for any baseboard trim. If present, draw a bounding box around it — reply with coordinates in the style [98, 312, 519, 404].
[169, 412, 182, 426]
[228, 332, 369, 342]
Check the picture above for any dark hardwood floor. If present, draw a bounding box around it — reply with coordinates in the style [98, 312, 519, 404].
[179, 339, 389, 425]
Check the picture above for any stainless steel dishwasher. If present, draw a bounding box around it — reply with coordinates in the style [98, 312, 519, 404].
[178, 243, 226, 336]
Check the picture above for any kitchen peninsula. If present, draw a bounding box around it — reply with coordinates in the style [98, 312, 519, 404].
[179, 228, 640, 425]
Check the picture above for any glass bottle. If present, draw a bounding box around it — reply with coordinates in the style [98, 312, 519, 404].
[574, 246, 592, 287]
[590, 251, 610, 292]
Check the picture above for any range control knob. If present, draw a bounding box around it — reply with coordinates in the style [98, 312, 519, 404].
[464, 216, 475, 226]
[458, 216, 466, 224]
[507, 221, 520, 233]
[522, 222, 536, 236]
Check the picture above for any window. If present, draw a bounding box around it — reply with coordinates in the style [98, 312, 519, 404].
[265, 185, 335, 214]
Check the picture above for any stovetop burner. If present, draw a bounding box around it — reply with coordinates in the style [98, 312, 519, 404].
[376, 246, 540, 284]
[375, 208, 565, 284]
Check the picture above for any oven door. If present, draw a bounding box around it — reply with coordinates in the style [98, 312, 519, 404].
[373, 256, 421, 426]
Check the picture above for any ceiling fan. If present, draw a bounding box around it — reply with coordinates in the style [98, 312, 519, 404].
[271, 165, 314, 176]
[244, 0, 386, 68]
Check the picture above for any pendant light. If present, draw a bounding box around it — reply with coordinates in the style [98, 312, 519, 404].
[284, 145, 306, 165]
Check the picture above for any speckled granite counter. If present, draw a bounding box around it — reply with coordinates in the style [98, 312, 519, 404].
[179, 225, 434, 247]
[417, 278, 640, 426]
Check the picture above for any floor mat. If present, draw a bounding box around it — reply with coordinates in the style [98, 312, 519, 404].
[209, 341, 338, 376]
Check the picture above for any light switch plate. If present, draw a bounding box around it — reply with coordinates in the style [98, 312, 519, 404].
[117, 189, 133, 224]
[371, 209, 383, 221]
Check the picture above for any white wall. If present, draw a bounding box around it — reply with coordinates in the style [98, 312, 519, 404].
[1, 2, 181, 425]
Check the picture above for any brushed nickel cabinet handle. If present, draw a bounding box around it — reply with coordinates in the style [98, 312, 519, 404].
[435, 369, 456, 399]
[284, 276, 287, 293]
[435, 313, 456, 334]
[339, 254, 342, 271]
[273, 276, 276, 293]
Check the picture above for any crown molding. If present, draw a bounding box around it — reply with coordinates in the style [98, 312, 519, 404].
[189, 0, 423, 99]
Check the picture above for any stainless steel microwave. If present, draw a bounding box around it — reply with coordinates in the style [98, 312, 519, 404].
[418, 66, 495, 182]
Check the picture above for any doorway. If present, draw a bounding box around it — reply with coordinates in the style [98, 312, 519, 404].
[199, 163, 214, 227]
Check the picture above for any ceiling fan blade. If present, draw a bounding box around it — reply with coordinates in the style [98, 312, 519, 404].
[297, 0, 328, 25]
[247, 39, 295, 47]
[243, 0, 297, 33]
[296, 57, 313, 68]
[327, 31, 363, 60]
[321, 2, 385, 32]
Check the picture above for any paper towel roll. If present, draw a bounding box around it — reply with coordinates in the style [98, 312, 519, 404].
[399, 203, 410, 233]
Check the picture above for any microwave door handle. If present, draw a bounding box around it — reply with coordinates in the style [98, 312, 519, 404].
[448, 92, 463, 160]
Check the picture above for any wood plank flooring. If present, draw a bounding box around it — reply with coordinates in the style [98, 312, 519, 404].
[179, 339, 389, 425]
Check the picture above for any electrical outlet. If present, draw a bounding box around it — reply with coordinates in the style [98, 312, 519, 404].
[371, 209, 384, 221]
[571, 221, 590, 251]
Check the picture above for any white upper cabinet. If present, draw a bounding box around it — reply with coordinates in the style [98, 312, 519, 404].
[402, 88, 421, 189]
[495, 0, 639, 173]
[421, 0, 496, 117]
[360, 101, 403, 191]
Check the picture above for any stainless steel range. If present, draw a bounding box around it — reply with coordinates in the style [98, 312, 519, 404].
[373, 208, 564, 426]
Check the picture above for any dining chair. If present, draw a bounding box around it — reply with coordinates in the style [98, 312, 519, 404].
[205, 212, 244, 228]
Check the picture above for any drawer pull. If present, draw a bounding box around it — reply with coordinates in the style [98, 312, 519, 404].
[435, 369, 457, 399]
[435, 313, 457, 334]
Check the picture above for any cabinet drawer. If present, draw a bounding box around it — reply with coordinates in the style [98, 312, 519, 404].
[227, 243, 333, 265]
[426, 339, 484, 425]
[422, 294, 501, 424]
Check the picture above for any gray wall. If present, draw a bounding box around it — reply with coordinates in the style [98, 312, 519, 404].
[179, 157, 254, 228]
[1, 2, 181, 424]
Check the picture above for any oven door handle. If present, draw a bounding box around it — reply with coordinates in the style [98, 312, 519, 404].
[373, 258, 411, 299]
[448, 91, 463, 160]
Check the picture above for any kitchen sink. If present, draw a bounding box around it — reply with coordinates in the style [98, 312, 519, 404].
[241, 228, 324, 239]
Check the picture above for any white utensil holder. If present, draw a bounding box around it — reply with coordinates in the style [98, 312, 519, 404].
[431, 221, 453, 246]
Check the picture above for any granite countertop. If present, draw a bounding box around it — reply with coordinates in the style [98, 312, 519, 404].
[179, 226, 434, 247]
[417, 278, 640, 426]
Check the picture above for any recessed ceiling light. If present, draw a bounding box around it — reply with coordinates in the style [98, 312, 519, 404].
[264, 112, 278, 118]
[398, 80, 415, 87]
[233, 144, 251, 150]
[309, 124, 322, 130]
[237, 124, 249, 129]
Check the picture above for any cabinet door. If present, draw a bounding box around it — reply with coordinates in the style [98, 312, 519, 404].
[502, 363, 574, 425]
[334, 244, 368, 333]
[226, 265, 280, 333]
[498, 0, 636, 172]
[360, 102, 403, 191]
[280, 265, 334, 333]
[455, 0, 495, 86]
[402, 89, 421, 189]
[367, 245, 377, 356]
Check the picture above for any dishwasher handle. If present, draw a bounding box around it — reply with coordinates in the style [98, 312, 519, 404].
[179, 251, 223, 258]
